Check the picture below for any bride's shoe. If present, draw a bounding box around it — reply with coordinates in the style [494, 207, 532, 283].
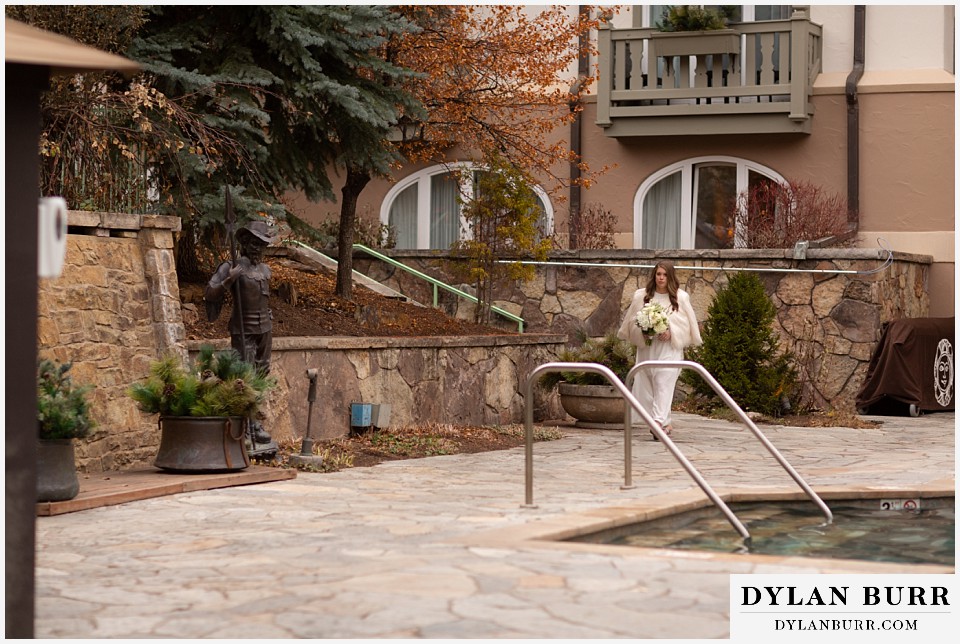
[650, 424, 672, 441]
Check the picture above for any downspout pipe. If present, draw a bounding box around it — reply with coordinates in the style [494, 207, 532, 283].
[844, 5, 865, 231]
[568, 5, 591, 250]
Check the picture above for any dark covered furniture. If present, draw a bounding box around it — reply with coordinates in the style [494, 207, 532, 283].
[856, 317, 955, 416]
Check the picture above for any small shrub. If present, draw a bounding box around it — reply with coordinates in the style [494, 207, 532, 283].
[576, 202, 618, 250]
[737, 179, 852, 249]
[37, 360, 96, 440]
[655, 5, 734, 32]
[682, 272, 796, 415]
[127, 346, 276, 419]
[539, 330, 635, 389]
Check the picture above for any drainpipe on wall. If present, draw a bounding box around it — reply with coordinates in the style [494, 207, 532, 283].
[844, 5, 866, 233]
[568, 4, 591, 250]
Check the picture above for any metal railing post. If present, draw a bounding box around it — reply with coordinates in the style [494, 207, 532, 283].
[525, 362, 752, 541]
[626, 359, 833, 523]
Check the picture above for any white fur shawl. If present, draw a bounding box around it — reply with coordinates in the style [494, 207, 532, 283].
[617, 288, 702, 351]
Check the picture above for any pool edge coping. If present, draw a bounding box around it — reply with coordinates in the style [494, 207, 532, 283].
[456, 483, 956, 574]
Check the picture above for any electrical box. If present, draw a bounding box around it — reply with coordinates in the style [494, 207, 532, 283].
[350, 402, 372, 429]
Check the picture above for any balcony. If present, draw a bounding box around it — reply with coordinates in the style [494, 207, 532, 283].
[596, 9, 822, 137]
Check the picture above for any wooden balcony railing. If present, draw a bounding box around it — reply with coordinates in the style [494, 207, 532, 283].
[596, 8, 822, 136]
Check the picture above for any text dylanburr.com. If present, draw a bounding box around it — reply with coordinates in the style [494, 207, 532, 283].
[730, 574, 957, 641]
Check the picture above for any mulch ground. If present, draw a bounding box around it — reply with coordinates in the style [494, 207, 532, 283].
[182, 257, 508, 340]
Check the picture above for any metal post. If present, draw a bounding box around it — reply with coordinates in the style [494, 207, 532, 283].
[524, 362, 752, 542]
[300, 369, 319, 456]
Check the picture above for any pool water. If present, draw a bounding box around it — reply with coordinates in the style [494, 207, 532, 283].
[568, 498, 955, 566]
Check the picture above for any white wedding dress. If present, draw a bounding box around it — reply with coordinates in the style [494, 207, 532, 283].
[617, 288, 701, 429]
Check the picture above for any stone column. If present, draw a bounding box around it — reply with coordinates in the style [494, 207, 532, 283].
[138, 215, 186, 360]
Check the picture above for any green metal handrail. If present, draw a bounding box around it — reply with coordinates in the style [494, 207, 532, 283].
[281, 239, 524, 332]
[352, 244, 524, 333]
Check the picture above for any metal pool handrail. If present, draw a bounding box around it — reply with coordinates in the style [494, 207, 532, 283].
[625, 360, 833, 524]
[524, 362, 752, 542]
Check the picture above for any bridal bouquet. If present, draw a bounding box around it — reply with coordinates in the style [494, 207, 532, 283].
[635, 301, 670, 346]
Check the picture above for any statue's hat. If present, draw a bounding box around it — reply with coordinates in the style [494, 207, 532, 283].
[238, 220, 275, 244]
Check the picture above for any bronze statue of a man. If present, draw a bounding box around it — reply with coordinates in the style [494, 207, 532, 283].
[205, 220, 276, 445]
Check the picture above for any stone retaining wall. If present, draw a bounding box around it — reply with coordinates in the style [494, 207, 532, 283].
[351, 248, 933, 411]
[187, 335, 567, 443]
[37, 213, 565, 472]
[37, 212, 184, 472]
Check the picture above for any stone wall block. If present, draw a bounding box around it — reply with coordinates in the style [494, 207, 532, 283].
[778, 305, 821, 344]
[549, 313, 587, 338]
[73, 265, 108, 288]
[686, 279, 715, 322]
[151, 297, 182, 327]
[37, 317, 60, 346]
[521, 299, 549, 329]
[377, 348, 400, 371]
[777, 272, 814, 306]
[831, 299, 881, 343]
[55, 309, 85, 335]
[518, 271, 546, 299]
[413, 380, 444, 425]
[619, 283, 636, 313]
[811, 277, 846, 318]
[849, 341, 875, 362]
[824, 334, 852, 356]
[585, 287, 626, 336]
[137, 228, 175, 250]
[556, 265, 612, 293]
[844, 279, 874, 303]
[556, 290, 602, 322]
[817, 353, 859, 400]
[443, 350, 487, 423]
[95, 290, 122, 315]
[544, 265, 557, 294]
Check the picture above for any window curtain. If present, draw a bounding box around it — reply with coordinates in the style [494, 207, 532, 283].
[642, 172, 682, 249]
[430, 172, 460, 249]
[388, 184, 418, 249]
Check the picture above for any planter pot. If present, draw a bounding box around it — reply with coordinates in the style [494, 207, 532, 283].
[558, 382, 627, 429]
[154, 416, 250, 472]
[650, 29, 741, 57]
[37, 438, 80, 502]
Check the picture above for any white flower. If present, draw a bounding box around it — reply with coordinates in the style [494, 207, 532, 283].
[635, 301, 670, 345]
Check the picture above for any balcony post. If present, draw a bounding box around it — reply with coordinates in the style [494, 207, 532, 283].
[596, 20, 612, 128]
[789, 6, 812, 121]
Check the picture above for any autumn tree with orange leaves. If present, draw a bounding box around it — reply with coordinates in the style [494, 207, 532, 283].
[333, 5, 609, 299]
[392, 5, 603, 189]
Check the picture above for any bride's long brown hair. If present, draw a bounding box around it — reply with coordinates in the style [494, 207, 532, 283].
[643, 260, 679, 311]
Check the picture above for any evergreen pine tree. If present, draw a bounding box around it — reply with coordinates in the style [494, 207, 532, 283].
[128, 5, 423, 279]
[684, 272, 796, 415]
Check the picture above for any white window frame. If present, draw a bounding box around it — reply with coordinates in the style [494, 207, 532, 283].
[380, 162, 554, 250]
[633, 156, 787, 249]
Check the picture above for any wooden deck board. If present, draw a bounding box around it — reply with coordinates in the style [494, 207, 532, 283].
[36, 466, 297, 516]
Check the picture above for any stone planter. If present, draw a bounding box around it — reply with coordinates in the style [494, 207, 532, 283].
[154, 416, 250, 472]
[649, 29, 740, 57]
[37, 438, 80, 502]
[558, 382, 626, 429]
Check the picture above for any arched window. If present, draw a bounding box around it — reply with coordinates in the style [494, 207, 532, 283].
[381, 164, 553, 250]
[634, 157, 785, 249]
